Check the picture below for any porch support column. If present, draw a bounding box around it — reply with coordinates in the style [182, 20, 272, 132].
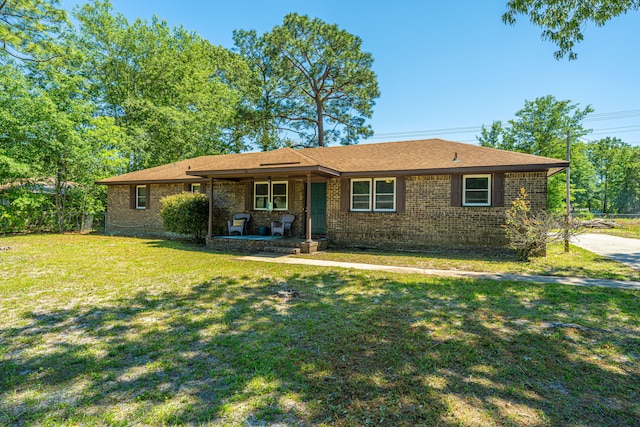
[305, 172, 313, 243]
[208, 177, 214, 238]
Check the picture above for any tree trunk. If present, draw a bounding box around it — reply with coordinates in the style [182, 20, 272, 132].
[316, 96, 324, 147]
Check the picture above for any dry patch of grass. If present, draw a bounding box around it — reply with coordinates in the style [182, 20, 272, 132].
[1, 234, 639, 426]
[299, 242, 640, 281]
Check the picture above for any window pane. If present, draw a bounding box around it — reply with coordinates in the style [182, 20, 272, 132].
[255, 183, 269, 196]
[272, 183, 286, 196]
[352, 198, 369, 210]
[375, 180, 394, 194]
[352, 194, 370, 210]
[465, 190, 489, 204]
[375, 194, 394, 210]
[352, 181, 370, 195]
[255, 196, 267, 209]
[191, 184, 200, 193]
[465, 177, 488, 190]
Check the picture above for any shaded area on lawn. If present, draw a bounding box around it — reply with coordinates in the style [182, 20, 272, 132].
[1, 271, 639, 426]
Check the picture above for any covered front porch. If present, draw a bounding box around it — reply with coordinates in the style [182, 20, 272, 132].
[185, 147, 340, 254]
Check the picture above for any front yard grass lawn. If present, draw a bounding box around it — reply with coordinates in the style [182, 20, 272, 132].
[1, 234, 639, 426]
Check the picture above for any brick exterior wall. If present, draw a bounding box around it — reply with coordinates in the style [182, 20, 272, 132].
[105, 179, 307, 238]
[105, 172, 547, 248]
[105, 183, 183, 236]
[326, 172, 547, 249]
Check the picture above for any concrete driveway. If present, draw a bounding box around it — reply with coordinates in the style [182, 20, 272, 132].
[573, 233, 640, 271]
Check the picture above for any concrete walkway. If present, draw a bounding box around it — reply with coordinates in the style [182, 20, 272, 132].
[239, 254, 640, 291]
[572, 233, 640, 271]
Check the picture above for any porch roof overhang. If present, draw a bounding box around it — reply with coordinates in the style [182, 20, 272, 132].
[186, 164, 341, 180]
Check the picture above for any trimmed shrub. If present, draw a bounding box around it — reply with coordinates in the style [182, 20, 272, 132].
[160, 192, 209, 241]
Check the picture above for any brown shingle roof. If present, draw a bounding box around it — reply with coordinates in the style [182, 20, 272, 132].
[298, 139, 567, 175]
[97, 139, 568, 184]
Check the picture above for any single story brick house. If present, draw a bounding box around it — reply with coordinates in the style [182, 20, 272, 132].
[96, 139, 568, 252]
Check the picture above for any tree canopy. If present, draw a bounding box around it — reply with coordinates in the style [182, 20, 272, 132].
[0, 0, 69, 61]
[478, 95, 640, 214]
[503, 0, 640, 60]
[74, 0, 254, 170]
[234, 13, 380, 148]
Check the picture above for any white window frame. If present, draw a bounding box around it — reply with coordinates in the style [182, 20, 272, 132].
[462, 174, 491, 207]
[350, 178, 396, 212]
[191, 183, 201, 193]
[271, 181, 288, 211]
[136, 185, 147, 209]
[254, 181, 288, 211]
[350, 179, 372, 211]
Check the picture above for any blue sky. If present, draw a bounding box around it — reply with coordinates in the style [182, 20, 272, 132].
[61, 0, 640, 146]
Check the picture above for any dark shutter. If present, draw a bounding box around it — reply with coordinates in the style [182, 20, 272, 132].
[200, 183, 207, 194]
[183, 183, 191, 192]
[245, 182, 253, 211]
[450, 174, 461, 207]
[395, 177, 406, 213]
[129, 185, 136, 209]
[340, 179, 350, 212]
[145, 185, 151, 209]
[288, 179, 295, 211]
[492, 173, 505, 207]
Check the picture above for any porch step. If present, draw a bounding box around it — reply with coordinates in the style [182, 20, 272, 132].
[263, 246, 301, 255]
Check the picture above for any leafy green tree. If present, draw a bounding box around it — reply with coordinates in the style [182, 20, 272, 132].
[478, 95, 594, 211]
[74, 0, 253, 169]
[0, 61, 34, 183]
[0, 0, 69, 61]
[613, 145, 640, 213]
[0, 46, 121, 232]
[237, 13, 380, 147]
[233, 29, 293, 151]
[503, 0, 640, 60]
[24, 56, 101, 232]
[586, 137, 625, 213]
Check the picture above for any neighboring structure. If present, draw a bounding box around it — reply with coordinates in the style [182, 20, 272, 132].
[96, 139, 568, 252]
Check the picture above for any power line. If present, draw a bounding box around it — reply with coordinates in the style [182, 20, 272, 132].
[371, 108, 640, 143]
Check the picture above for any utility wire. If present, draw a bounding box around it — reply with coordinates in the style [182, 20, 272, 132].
[371, 108, 640, 143]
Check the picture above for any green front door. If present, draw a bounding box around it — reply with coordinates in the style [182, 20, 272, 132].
[311, 182, 327, 235]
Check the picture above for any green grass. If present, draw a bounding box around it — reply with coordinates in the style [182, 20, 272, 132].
[297, 242, 640, 281]
[1, 234, 639, 426]
[586, 218, 640, 240]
